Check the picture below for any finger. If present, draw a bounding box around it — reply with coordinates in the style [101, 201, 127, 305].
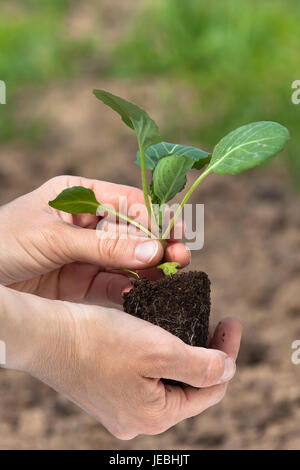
[47, 176, 187, 240]
[84, 272, 133, 304]
[39, 263, 132, 304]
[135, 267, 164, 281]
[97, 222, 190, 268]
[95, 208, 185, 243]
[159, 318, 242, 429]
[65, 224, 164, 270]
[209, 317, 242, 360]
[144, 340, 235, 388]
[46, 176, 146, 210]
[98, 219, 149, 239]
[162, 382, 228, 428]
[47, 175, 152, 226]
[164, 241, 190, 268]
[72, 213, 99, 229]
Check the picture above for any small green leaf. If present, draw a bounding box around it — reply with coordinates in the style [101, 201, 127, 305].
[208, 121, 290, 175]
[93, 89, 162, 151]
[152, 154, 194, 203]
[135, 142, 210, 170]
[49, 186, 100, 214]
[49, 186, 155, 238]
[157, 262, 181, 275]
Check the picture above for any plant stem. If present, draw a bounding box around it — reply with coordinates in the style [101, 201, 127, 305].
[162, 166, 212, 239]
[158, 204, 164, 238]
[121, 268, 140, 278]
[98, 204, 155, 239]
[137, 137, 159, 231]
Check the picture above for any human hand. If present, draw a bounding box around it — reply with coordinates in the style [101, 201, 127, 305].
[0, 175, 190, 303]
[1, 286, 241, 439]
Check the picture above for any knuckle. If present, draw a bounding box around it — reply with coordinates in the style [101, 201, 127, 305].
[157, 337, 179, 362]
[98, 237, 120, 261]
[46, 175, 69, 188]
[141, 416, 167, 436]
[40, 220, 74, 261]
[43, 175, 83, 195]
[50, 175, 66, 183]
[141, 335, 183, 379]
[42, 220, 62, 244]
[148, 342, 175, 374]
[157, 342, 174, 362]
[138, 398, 170, 436]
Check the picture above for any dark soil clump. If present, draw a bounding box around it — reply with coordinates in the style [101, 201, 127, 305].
[123, 271, 211, 348]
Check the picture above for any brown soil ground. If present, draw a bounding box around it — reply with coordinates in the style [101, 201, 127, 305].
[0, 1, 300, 451]
[0, 77, 300, 450]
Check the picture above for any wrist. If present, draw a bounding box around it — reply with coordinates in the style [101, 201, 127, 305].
[0, 285, 72, 374]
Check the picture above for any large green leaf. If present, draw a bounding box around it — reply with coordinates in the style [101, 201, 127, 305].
[208, 121, 290, 175]
[93, 89, 162, 151]
[135, 141, 210, 170]
[152, 155, 194, 203]
[49, 186, 100, 214]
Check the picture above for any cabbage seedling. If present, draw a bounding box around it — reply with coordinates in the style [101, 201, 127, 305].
[49, 89, 290, 359]
[49, 89, 290, 275]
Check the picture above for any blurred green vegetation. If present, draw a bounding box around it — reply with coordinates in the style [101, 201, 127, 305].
[1, 0, 299, 184]
[0, 0, 95, 141]
[111, 0, 300, 185]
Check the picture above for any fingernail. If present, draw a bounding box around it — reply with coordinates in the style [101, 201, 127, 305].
[135, 240, 159, 264]
[220, 357, 236, 383]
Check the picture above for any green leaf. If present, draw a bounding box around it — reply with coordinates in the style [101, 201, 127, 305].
[157, 262, 181, 275]
[152, 154, 195, 203]
[135, 141, 210, 170]
[49, 186, 100, 214]
[49, 186, 155, 238]
[208, 121, 290, 175]
[93, 89, 162, 151]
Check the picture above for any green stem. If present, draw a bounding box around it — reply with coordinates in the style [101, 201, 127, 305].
[158, 204, 165, 238]
[159, 238, 166, 249]
[138, 137, 158, 231]
[121, 268, 140, 278]
[98, 203, 155, 239]
[162, 166, 212, 239]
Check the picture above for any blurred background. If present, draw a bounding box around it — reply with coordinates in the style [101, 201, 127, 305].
[0, 0, 300, 450]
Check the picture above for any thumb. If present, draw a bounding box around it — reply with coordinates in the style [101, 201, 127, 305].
[65, 225, 163, 269]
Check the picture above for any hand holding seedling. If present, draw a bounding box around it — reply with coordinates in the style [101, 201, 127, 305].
[0, 284, 241, 439]
[48, 89, 289, 364]
[0, 89, 289, 438]
[0, 175, 189, 302]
